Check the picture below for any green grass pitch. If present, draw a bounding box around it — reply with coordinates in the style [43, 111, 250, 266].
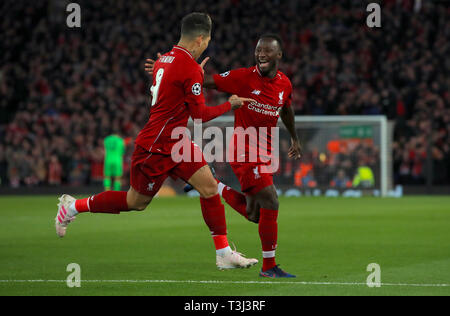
[0, 195, 449, 296]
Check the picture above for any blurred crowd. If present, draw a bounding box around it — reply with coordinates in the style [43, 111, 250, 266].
[269, 135, 379, 190]
[0, 0, 449, 188]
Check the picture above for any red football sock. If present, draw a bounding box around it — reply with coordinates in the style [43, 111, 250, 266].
[221, 185, 248, 219]
[212, 235, 229, 250]
[200, 194, 229, 250]
[259, 208, 278, 271]
[75, 191, 129, 214]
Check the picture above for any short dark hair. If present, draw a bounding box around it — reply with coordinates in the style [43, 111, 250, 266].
[181, 12, 212, 39]
[259, 33, 283, 53]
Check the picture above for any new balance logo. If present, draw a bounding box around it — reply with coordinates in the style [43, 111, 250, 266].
[252, 90, 261, 95]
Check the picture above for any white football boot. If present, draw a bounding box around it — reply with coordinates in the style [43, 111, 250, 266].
[216, 246, 258, 270]
[55, 194, 77, 238]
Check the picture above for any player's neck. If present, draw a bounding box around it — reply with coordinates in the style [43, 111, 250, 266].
[257, 65, 278, 79]
[176, 40, 197, 59]
[266, 69, 278, 79]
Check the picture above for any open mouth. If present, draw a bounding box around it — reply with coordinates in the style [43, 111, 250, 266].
[258, 61, 270, 68]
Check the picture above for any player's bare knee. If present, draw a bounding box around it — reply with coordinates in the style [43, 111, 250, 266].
[264, 197, 279, 210]
[127, 200, 147, 211]
[134, 202, 149, 211]
[258, 192, 279, 210]
[246, 205, 260, 224]
[137, 205, 147, 211]
[198, 181, 218, 198]
[126, 188, 151, 211]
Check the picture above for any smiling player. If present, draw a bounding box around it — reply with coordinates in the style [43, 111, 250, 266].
[146, 33, 302, 278]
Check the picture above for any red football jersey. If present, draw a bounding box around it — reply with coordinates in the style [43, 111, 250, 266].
[213, 66, 292, 162]
[136, 45, 231, 155]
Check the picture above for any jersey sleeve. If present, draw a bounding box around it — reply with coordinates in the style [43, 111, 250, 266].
[183, 66, 231, 122]
[212, 68, 248, 95]
[183, 66, 206, 109]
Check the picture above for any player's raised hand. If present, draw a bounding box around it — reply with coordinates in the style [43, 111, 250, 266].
[288, 140, 302, 160]
[144, 53, 162, 75]
[199, 57, 210, 75]
[228, 95, 256, 110]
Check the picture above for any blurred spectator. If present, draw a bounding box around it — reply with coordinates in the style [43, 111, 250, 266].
[0, 0, 448, 187]
[48, 155, 62, 186]
[331, 169, 352, 189]
[294, 160, 318, 188]
[352, 165, 375, 189]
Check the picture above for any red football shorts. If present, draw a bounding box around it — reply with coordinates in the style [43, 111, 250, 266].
[130, 142, 207, 197]
[230, 161, 274, 196]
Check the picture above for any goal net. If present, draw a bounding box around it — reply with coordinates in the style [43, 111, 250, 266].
[186, 115, 392, 197]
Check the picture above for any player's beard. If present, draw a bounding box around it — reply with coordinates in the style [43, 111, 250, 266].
[257, 60, 276, 77]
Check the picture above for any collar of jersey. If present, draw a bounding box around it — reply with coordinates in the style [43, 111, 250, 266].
[255, 65, 280, 82]
[173, 45, 194, 59]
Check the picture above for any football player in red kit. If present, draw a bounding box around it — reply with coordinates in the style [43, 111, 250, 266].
[55, 12, 258, 270]
[212, 35, 302, 278]
[146, 33, 301, 278]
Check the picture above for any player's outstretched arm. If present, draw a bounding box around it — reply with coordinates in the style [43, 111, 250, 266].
[228, 95, 256, 110]
[203, 74, 216, 89]
[187, 95, 256, 123]
[198, 57, 217, 89]
[280, 105, 302, 159]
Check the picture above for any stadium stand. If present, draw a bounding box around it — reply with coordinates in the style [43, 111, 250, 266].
[0, 0, 448, 188]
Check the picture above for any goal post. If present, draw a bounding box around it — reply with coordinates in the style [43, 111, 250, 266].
[187, 115, 392, 197]
[284, 115, 390, 197]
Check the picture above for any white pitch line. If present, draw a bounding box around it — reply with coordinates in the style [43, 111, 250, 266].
[0, 280, 449, 287]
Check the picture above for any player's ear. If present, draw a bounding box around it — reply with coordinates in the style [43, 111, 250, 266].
[195, 35, 204, 47]
[277, 49, 282, 60]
